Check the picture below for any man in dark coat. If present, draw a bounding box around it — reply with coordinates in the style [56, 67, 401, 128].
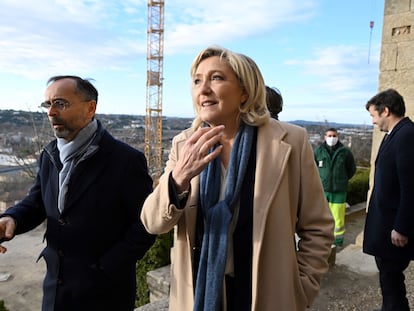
[0, 75, 155, 311]
[364, 88, 414, 311]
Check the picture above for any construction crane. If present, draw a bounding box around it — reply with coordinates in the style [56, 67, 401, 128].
[145, 0, 165, 184]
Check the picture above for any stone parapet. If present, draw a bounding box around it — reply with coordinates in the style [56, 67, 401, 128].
[146, 265, 170, 303]
[134, 298, 168, 311]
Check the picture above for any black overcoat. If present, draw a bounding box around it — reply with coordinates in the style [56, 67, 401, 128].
[3, 121, 155, 311]
[363, 117, 414, 260]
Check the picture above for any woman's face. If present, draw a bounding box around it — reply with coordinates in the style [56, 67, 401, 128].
[192, 56, 248, 127]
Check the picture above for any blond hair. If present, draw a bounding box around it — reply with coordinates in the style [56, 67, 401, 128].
[190, 46, 270, 129]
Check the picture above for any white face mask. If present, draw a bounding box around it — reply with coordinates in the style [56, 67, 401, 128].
[325, 136, 338, 147]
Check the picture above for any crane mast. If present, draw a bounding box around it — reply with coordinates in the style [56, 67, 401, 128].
[145, 0, 164, 184]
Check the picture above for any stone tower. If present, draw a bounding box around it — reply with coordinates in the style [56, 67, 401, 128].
[369, 0, 414, 184]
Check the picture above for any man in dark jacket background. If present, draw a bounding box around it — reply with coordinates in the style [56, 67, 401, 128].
[314, 128, 356, 247]
[364, 88, 414, 311]
[0, 75, 155, 311]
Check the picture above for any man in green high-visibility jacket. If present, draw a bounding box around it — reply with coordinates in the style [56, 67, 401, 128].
[314, 128, 356, 247]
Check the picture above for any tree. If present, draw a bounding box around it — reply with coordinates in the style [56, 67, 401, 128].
[9, 112, 52, 179]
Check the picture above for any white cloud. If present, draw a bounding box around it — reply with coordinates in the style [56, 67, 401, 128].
[0, 0, 319, 79]
[286, 43, 380, 93]
[280, 42, 381, 124]
[164, 0, 317, 53]
[0, 0, 383, 124]
[0, 0, 148, 79]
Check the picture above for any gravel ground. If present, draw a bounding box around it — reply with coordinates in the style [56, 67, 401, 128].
[310, 261, 414, 310]
[309, 212, 414, 311]
[0, 224, 45, 311]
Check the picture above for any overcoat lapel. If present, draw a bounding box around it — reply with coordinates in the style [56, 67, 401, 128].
[251, 120, 292, 303]
[62, 146, 110, 213]
[254, 121, 291, 234]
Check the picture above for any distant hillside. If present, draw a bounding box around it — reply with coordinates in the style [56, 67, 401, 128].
[0, 109, 371, 130]
[289, 120, 373, 129]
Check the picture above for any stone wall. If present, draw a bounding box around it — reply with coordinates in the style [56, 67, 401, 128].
[368, 0, 414, 195]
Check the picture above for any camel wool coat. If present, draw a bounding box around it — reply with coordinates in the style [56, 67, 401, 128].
[141, 119, 334, 311]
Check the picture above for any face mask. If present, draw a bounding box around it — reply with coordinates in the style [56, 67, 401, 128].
[326, 136, 338, 147]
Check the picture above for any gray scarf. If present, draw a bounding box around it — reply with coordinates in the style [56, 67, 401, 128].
[57, 119, 98, 213]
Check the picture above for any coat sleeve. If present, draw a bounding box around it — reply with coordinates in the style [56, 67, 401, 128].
[141, 131, 190, 234]
[394, 130, 414, 236]
[99, 151, 156, 278]
[1, 152, 48, 234]
[295, 131, 335, 305]
[346, 148, 357, 180]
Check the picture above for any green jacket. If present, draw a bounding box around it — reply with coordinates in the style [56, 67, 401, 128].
[314, 141, 356, 193]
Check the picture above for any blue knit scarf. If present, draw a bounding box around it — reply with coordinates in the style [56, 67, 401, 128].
[194, 123, 254, 311]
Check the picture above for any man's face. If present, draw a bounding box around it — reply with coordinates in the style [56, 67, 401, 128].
[368, 105, 388, 132]
[325, 130, 338, 146]
[43, 79, 96, 141]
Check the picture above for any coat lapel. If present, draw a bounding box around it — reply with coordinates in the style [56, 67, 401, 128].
[253, 120, 291, 236]
[61, 145, 108, 214]
[182, 121, 292, 261]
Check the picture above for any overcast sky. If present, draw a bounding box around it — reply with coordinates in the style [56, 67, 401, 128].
[0, 0, 384, 125]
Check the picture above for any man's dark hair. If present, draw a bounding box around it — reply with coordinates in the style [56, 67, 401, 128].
[47, 75, 98, 103]
[365, 88, 405, 117]
[265, 86, 283, 120]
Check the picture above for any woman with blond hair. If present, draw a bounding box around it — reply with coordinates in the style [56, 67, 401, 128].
[141, 46, 334, 311]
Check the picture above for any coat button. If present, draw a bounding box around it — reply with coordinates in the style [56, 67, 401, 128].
[57, 278, 63, 285]
[58, 218, 66, 225]
[58, 250, 64, 257]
